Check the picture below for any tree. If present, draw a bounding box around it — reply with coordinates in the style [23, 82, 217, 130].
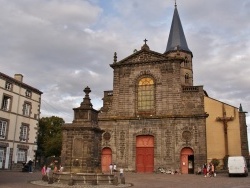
[37, 116, 65, 159]
[211, 158, 220, 170]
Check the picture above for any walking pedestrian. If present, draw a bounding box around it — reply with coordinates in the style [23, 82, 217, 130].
[28, 159, 33, 173]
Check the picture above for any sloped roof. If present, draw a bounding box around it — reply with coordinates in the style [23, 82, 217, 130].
[165, 5, 191, 54]
[0, 72, 43, 94]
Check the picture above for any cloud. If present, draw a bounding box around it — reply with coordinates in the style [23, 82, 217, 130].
[0, 0, 249, 136]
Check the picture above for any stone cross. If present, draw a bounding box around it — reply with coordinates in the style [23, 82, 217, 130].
[216, 105, 234, 156]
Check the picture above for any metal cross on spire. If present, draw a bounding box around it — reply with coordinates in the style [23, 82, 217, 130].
[144, 38, 148, 44]
[174, 0, 177, 7]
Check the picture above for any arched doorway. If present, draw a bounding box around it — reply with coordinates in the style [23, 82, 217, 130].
[136, 135, 154, 173]
[180, 147, 194, 174]
[101, 147, 112, 173]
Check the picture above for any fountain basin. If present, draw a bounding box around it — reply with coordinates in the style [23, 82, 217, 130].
[53, 172, 115, 185]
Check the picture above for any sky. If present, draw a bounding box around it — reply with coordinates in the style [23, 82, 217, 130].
[1, 0, 250, 140]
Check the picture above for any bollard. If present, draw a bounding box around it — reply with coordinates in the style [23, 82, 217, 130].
[121, 176, 125, 184]
[68, 179, 74, 186]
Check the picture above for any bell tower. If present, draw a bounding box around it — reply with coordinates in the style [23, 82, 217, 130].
[164, 3, 193, 86]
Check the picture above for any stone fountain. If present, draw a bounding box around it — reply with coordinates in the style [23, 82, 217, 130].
[55, 87, 115, 186]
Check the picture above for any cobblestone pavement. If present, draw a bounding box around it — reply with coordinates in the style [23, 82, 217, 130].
[1, 170, 250, 188]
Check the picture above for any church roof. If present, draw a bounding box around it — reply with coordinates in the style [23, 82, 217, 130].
[110, 47, 167, 67]
[165, 5, 191, 54]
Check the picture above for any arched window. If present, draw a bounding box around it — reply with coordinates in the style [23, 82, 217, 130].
[184, 59, 188, 67]
[137, 77, 154, 111]
[185, 73, 189, 84]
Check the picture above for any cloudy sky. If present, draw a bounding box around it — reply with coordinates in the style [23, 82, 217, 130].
[1, 0, 250, 134]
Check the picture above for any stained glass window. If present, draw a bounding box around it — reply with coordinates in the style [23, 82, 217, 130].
[138, 77, 154, 111]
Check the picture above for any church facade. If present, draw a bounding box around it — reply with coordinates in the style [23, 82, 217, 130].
[61, 5, 248, 174]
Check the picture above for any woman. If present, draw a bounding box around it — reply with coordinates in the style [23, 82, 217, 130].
[203, 163, 207, 177]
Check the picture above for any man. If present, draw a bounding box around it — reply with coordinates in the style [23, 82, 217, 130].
[28, 159, 33, 173]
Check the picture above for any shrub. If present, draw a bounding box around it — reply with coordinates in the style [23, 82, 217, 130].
[211, 158, 220, 169]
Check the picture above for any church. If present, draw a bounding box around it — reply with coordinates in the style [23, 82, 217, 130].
[61, 4, 249, 174]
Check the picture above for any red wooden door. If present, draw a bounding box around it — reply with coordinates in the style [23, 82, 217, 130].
[136, 135, 154, 173]
[101, 148, 112, 173]
[180, 147, 194, 174]
[181, 154, 188, 174]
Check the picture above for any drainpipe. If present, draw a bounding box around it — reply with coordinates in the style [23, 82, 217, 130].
[11, 84, 21, 169]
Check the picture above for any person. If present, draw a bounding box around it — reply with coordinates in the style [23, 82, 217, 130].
[59, 165, 64, 172]
[46, 166, 51, 178]
[113, 164, 117, 173]
[109, 164, 113, 174]
[119, 167, 124, 177]
[203, 163, 207, 177]
[41, 165, 47, 181]
[207, 163, 212, 177]
[28, 159, 33, 173]
[47, 164, 53, 184]
[211, 163, 215, 177]
[54, 165, 58, 172]
[196, 166, 202, 175]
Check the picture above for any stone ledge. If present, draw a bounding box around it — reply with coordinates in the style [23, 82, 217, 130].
[30, 180, 132, 187]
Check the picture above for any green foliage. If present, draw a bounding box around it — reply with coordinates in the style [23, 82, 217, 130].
[211, 158, 220, 169]
[37, 116, 65, 158]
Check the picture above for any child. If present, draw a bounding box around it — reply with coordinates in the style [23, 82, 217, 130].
[41, 165, 47, 181]
[119, 167, 124, 177]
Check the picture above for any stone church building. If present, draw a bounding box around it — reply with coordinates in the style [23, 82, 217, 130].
[61, 5, 249, 174]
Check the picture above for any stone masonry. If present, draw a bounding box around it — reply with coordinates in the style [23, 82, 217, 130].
[98, 44, 208, 172]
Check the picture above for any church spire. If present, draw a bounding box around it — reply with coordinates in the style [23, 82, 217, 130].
[165, 4, 191, 54]
[239, 103, 243, 112]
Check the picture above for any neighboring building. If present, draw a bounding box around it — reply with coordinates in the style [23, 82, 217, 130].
[61, 4, 249, 174]
[0, 73, 42, 170]
[205, 97, 249, 166]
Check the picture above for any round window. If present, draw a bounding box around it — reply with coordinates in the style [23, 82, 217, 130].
[103, 132, 111, 141]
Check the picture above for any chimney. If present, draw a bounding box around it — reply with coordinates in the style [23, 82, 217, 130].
[14, 74, 23, 82]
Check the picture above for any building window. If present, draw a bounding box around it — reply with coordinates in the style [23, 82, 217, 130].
[1, 95, 12, 111]
[5, 82, 12, 91]
[137, 77, 155, 111]
[184, 59, 188, 67]
[25, 90, 32, 98]
[185, 73, 189, 84]
[20, 124, 29, 142]
[23, 102, 31, 116]
[17, 149, 26, 162]
[0, 120, 7, 139]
